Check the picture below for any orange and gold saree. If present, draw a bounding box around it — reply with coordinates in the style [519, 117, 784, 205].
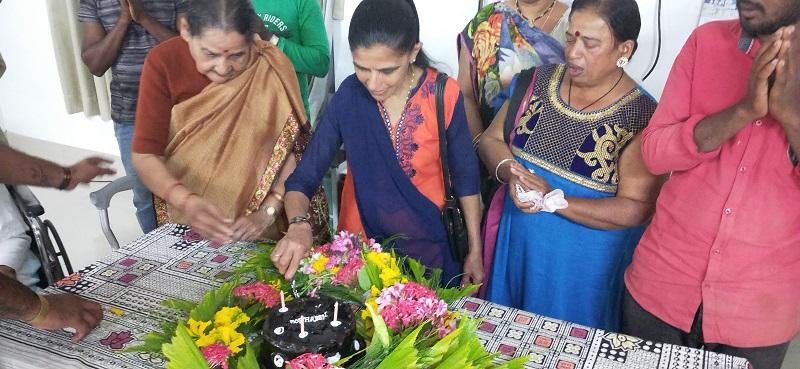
[155, 40, 328, 241]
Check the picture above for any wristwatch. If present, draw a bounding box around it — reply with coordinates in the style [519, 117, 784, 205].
[288, 215, 310, 226]
[269, 34, 280, 46]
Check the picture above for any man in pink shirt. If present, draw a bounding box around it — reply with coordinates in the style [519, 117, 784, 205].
[622, 0, 800, 368]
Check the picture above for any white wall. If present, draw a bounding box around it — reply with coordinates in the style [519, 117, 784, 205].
[1, 0, 711, 154]
[330, 0, 479, 88]
[626, 0, 705, 100]
[0, 0, 119, 156]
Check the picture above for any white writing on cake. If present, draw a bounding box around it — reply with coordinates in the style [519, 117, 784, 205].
[289, 312, 329, 325]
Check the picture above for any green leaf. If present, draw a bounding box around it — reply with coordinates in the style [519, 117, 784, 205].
[418, 325, 460, 366]
[435, 343, 473, 369]
[437, 284, 479, 304]
[119, 330, 173, 353]
[316, 285, 364, 305]
[161, 298, 198, 312]
[365, 304, 391, 349]
[190, 281, 238, 321]
[375, 325, 421, 369]
[235, 343, 261, 369]
[162, 320, 211, 369]
[357, 265, 375, 293]
[493, 356, 531, 369]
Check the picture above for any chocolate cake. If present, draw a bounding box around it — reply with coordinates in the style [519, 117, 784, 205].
[261, 295, 361, 368]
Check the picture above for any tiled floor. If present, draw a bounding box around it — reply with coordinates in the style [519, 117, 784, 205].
[5, 132, 800, 369]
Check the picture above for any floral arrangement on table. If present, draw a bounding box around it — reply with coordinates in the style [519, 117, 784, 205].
[126, 231, 528, 369]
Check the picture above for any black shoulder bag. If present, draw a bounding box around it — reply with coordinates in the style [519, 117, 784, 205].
[503, 67, 537, 144]
[435, 73, 469, 263]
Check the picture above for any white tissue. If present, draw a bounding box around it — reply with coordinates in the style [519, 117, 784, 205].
[515, 184, 569, 213]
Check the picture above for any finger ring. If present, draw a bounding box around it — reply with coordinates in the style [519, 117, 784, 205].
[273, 253, 281, 257]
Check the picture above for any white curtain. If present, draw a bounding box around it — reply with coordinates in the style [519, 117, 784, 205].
[46, 0, 112, 121]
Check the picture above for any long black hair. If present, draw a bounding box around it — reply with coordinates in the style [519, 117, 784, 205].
[348, 0, 434, 70]
[571, 0, 641, 57]
[186, 0, 258, 42]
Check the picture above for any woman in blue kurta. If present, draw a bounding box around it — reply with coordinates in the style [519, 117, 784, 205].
[478, 0, 665, 331]
[272, 0, 483, 287]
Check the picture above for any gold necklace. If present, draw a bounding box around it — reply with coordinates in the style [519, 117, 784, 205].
[540, 2, 555, 31]
[515, 0, 557, 28]
[380, 67, 417, 143]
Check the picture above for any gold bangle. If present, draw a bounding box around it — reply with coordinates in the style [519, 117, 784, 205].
[268, 191, 284, 202]
[26, 294, 49, 325]
[471, 133, 483, 149]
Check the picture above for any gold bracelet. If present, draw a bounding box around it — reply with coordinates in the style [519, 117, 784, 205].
[471, 133, 483, 150]
[26, 294, 49, 325]
[268, 191, 284, 202]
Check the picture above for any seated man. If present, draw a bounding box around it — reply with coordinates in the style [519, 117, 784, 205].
[0, 185, 40, 290]
[0, 127, 41, 290]
[0, 141, 114, 341]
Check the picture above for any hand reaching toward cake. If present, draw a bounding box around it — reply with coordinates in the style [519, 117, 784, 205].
[272, 222, 313, 280]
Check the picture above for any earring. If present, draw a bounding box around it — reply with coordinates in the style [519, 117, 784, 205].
[616, 56, 629, 68]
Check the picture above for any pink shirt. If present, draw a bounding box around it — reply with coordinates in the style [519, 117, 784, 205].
[625, 20, 800, 347]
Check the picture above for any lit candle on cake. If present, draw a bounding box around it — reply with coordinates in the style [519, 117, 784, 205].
[279, 291, 287, 313]
[298, 315, 308, 338]
[330, 301, 341, 327]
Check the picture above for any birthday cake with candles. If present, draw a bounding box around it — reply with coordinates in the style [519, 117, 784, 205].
[261, 295, 360, 368]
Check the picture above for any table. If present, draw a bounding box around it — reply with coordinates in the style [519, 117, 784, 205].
[0, 224, 751, 369]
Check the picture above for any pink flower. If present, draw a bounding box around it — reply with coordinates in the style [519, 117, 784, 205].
[288, 352, 328, 369]
[331, 258, 365, 286]
[233, 282, 281, 308]
[368, 239, 382, 252]
[202, 342, 233, 369]
[374, 282, 451, 335]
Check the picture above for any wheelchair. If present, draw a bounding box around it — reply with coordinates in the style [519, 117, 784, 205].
[6, 184, 73, 288]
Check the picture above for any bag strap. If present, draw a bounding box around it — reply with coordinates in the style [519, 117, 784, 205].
[503, 68, 537, 144]
[435, 72, 456, 204]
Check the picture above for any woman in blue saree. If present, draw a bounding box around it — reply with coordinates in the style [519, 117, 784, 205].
[272, 0, 483, 287]
[478, 0, 666, 331]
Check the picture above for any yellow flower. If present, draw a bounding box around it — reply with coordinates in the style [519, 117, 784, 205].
[213, 306, 250, 330]
[360, 286, 381, 320]
[186, 318, 212, 338]
[360, 288, 381, 338]
[379, 266, 401, 287]
[211, 326, 247, 354]
[312, 255, 330, 273]
[195, 333, 217, 348]
[366, 252, 391, 269]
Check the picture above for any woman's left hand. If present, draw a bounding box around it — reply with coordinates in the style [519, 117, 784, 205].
[508, 162, 553, 213]
[230, 211, 274, 242]
[460, 250, 484, 293]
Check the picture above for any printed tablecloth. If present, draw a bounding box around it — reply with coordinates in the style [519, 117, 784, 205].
[0, 224, 750, 369]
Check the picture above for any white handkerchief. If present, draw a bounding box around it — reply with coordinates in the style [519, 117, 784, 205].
[515, 183, 544, 204]
[515, 184, 568, 213]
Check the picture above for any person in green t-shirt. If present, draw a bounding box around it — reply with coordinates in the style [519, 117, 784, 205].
[252, 0, 330, 119]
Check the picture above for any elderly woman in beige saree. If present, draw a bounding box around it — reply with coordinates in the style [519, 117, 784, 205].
[132, 0, 327, 245]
